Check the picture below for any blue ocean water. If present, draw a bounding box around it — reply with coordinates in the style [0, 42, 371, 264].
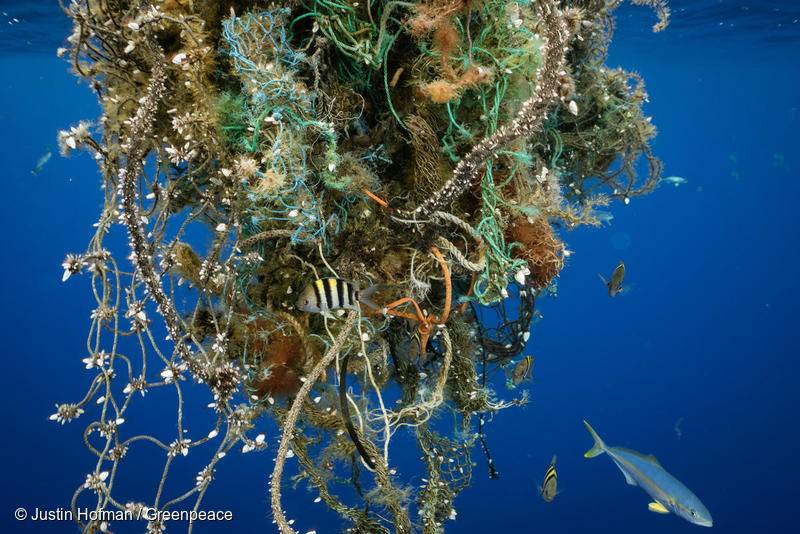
[1, 1, 798, 533]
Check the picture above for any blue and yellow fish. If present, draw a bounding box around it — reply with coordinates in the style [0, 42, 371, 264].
[583, 420, 712, 527]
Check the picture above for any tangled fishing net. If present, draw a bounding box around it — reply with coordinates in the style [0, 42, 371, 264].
[53, 0, 668, 532]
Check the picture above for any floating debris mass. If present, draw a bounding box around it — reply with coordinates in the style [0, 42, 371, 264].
[54, 0, 668, 532]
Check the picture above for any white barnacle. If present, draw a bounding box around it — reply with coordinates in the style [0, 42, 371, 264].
[49, 403, 84, 424]
[82, 350, 109, 370]
[514, 266, 531, 285]
[62, 253, 84, 282]
[196, 465, 214, 488]
[568, 100, 579, 115]
[84, 471, 109, 492]
[168, 438, 191, 457]
[537, 165, 550, 184]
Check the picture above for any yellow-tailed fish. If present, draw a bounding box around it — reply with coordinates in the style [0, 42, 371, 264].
[296, 277, 377, 314]
[539, 455, 558, 502]
[511, 355, 534, 386]
[599, 261, 626, 297]
[583, 420, 712, 527]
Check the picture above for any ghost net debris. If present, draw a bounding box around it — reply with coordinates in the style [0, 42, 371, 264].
[53, 0, 668, 532]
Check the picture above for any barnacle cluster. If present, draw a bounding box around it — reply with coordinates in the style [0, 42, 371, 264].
[54, 0, 667, 532]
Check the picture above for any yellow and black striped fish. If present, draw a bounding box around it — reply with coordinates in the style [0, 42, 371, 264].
[540, 455, 558, 502]
[296, 278, 376, 314]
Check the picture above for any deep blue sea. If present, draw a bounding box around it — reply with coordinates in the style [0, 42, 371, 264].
[1, 1, 798, 533]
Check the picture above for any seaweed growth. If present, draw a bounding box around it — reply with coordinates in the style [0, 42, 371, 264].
[53, 0, 667, 532]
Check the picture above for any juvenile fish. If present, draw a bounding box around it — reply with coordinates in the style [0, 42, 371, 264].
[662, 176, 687, 187]
[539, 455, 558, 502]
[599, 261, 626, 297]
[594, 210, 614, 225]
[296, 277, 376, 313]
[511, 355, 533, 386]
[31, 149, 52, 175]
[583, 420, 712, 527]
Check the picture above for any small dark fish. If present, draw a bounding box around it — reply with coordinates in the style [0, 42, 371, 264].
[31, 149, 52, 175]
[540, 455, 558, 502]
[296, 277, 377, 314]
[599, 261, 626, 297]
[511, 355, 533, 386]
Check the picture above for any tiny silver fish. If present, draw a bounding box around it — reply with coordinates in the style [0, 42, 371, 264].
[296, 277, 376, 314]
[31, 149, 52, 176]
[539, 455, 558, 502]
[594, 210, 614, 225]
[663, 176, 687, 187]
